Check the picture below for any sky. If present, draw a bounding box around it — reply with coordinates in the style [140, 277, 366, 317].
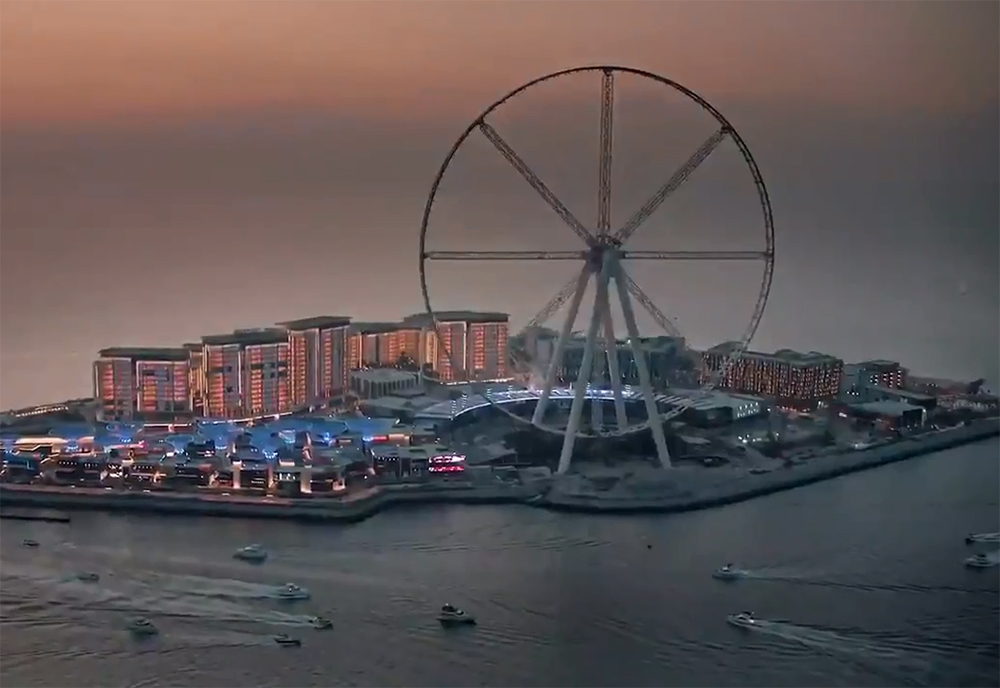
[1, 0, 998, 408]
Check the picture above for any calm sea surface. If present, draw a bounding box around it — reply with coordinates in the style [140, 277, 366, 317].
[2, 440, 998, 687]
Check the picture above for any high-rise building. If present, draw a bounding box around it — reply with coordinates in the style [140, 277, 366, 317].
[278, 316, 351, 408]
[93, 348, 192, 421]
[348, 322, 399, 369]
[703, 343, 843, 406]
[202, 329, 291, 419]
[183, 343, 206, 416]
[401, 311, 509, 382]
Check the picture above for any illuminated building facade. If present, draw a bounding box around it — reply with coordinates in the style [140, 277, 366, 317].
[279, 316, 351, 408]
[202, 330, 291, 419]
[348, 322, 399, 369]
[93, 347, 192, 422]
[401, 311, 509, 382]
[702, 343, 843, 407]
[183, 343, 206, 416]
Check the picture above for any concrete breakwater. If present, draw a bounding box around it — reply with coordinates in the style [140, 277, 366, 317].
[542, 419, 1000, 514]
[0, 482, 538, 524]
[1, 419, 995, 522]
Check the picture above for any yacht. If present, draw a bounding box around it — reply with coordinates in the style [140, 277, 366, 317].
[233, 544, 268, 563]
[77, 572, 100, 583]
[21, 539, 39, 548]
[275, 583, 310, 601]
[127, 617, 159, 636]
[309, 616, 333, 630]
[273, 633, 301, 647]
[726, 611, 759, 629]
[965, 532, 1000, 545]
[964, 553, 997, 569]
[712, 563, 748, 581]
[438, 604, 476, 626]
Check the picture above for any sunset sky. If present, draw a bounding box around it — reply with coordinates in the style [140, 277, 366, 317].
[2, 1, 998, 408]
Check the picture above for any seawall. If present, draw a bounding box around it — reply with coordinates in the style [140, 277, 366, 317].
[541, 419, 1000, 514]
[0, 482, 535, 524]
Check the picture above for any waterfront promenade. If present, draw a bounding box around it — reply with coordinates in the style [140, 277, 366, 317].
[2, 419, 997, 522]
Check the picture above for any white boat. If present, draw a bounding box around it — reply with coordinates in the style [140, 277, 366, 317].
[273, 633, 301, 647]
[127, 617, 159, 636]
[21, 539, 39, 548]
[233, 544, 268, 562]
[438, 604, 476, 626]
[77, 572, 100, 582]
[965, 532, 1000, 545]
[712, 564, 749, 581]
[726, 611, 759, 629]
[309, 616, 333, 630]
[275, 583, 310, 601]
[964, 553, 998, 569]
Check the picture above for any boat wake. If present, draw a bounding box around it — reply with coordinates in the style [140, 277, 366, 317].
[733, 616, 963, 682]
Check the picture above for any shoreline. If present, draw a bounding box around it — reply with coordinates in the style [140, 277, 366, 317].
[1, 419, 996, 522]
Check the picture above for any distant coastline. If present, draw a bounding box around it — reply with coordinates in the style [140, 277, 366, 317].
[2, 419, 997, 522]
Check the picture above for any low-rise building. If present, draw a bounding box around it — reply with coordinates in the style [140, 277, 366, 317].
[658, 390, 766, 427]
[350, 369, 421, 400]
[841, 400, 925, 430]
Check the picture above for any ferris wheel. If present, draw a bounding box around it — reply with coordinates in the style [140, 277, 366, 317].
[419, 66, 774, 474]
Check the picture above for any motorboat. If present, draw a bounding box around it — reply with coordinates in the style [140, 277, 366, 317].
[438, 604, 476, 626]
[726, 611, 759, 629]
[965, 532, 1000, 545]
[233, 544, 268, 563]
[275, 583, 310, 601]
[21, 539, 39, 548]
[964, 553, 997, 569]
[712, 563, 748, 581]
[77, 572, 100, 582]
[127, 617, 159, 636]
[273, 633, 302, 647]
[309, 616, 333, 630]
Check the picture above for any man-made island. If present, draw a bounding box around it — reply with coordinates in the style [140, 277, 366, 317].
[2, 418, 996, 522]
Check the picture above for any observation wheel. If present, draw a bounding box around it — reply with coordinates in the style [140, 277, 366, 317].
[419, 65, 774, 474]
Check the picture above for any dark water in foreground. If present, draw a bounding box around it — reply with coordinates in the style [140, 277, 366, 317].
[2, 440, 998, 687]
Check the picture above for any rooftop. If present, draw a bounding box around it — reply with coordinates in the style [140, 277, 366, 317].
[350, 321, 400, 334]
[401, 311, 509, 326]
[854, 400, 923, 417]
[351, 369, 420, 384]
[98, 347, 190, 361]
[278, 316, 352, 331]
[706, 342, 841, 366]
[202, 329, 289, 347]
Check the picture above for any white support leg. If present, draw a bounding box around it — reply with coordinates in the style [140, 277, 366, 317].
[612, 258, 672, 469]
[590, 326, 605, 432]
[532, 265, 592, 426]
[557, 256, 612, 475]
[601, 282, 628, 431]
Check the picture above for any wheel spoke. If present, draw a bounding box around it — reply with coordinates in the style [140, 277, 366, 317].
[478, 121, 595, 246]
[622, 250, 770, 261]
[618, 268, 683, 338]
[424, 250, 585, 261]
[597, 69, 615, 235]
[614, 126, 731, 245]
[510, 267, 591, 376]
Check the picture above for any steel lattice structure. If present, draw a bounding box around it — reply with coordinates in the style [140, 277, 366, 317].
[419, 66, 775, 474]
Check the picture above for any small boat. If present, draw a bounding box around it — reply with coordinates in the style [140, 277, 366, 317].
[275, 583, 310, 601]
[964, 553, 997, 569]
[127, 617, 159, 636]
[726, 611, 758, 629]
[77, 572, 100, 582]
[438, 604, 476, 626]
[21, 539, 39, 548]
[233, 544, 268, 562]
[712, 563, 748, 581]
[965, 532, 1000, 545]
[273, 633, 301, 647]
[309, 616, 333, 630]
